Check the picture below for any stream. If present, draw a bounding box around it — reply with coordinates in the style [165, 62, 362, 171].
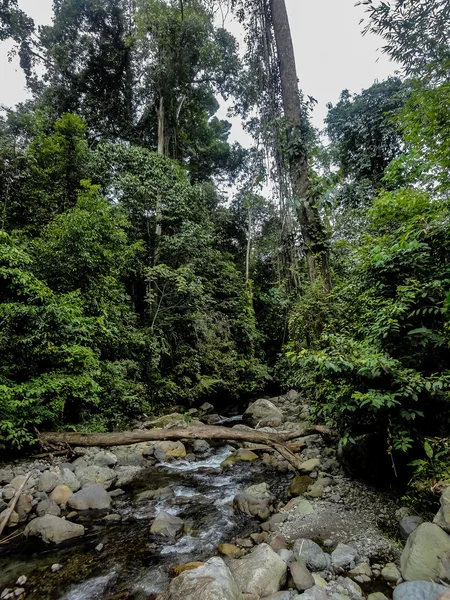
[0, 443, 288, 600]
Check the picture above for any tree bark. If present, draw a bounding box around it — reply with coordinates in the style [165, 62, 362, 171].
[269, 0, 332, 291]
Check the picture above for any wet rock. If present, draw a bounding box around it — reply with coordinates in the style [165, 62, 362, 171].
[331, 543, 358, 570]
[381, 562, 401, 583]
[102, 513, 121, 522]
[24, 515, 85, 543]
[67, 484, 112, 510]
[151, 510, 184, 538]
[92, 451, 118, 467]
[233, 482, 274, 520]
[434, 487, 450, 533]
[243, 399, 284, 428]
[154, 441, 186, 459]
[218, 543, 242, 558]
[289, 561, 315, 591]
[76, 465, 116, 489]
[293, 539, 329, 572]
[400, 522, 450, 581]
[229, 543, 287, 597]
[36, 498, 61, 517]
[199, 402, 215, 414]
[115, 466, 143, 488]
[38, 471, 62, 493]
[207, 414, 221, 425]
[50, 485, 73, 505]
[193, 440, 210, 454]
[136, 487, 174, 502]
[287, 476, 314, 497]
[16, 494, 33, 520]
[393, 581, 450, 600]
[222, 449, 259, 467]
[170, 562, 204, 576]
[400, 515, 424, 541]
[161, 557, 242, 600]
[0, 467, 14, 485]
[299, 459, 320, 474]
[0, 509, 19, 528]
[59, 468, 81, 492]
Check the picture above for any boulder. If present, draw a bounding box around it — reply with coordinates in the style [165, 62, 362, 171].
[10, 475, 35, 491]
[145, 413, 187, 429]
[50, 485, 73, 505]
[161, 557, 242, 600]
[283, 497, 314, 515]
[400, 522, 450, 581]
[299, 459, 320, 474]
[136, 487, 174, 502]
[381, 563, 401, 583]
[296, 587, 328, 600]
[36, 498, 61, 517]
[75, 465, 116, 489]
[218, 544, 242, 558]
[193, 440, 210, 454]
[67, 485, 111, 510]
[92, 451, 118, 467]
[115, 466, 143, 488]
[368, 594, 390, 600]
[151, 511, 184, 538]
[228, 543, 287, 597]
[434, 487, 450, 533]
[38, 471, 62, 493]
[0, 467, 14, 485]
[154, 441, 187, 459]
[289, 561, 315, 591]
[0, 509, 19, 528]
[199, 403, 215, 414]
[400, 515, 424, 541]
[16, 494, 33, 520]
[243, 399, 284, 428]
[293, 539, 329, 572]
[331, 543, 358, 570]
[24, 515, 85, 543]
[222, 449, 259, 467]
[233, 483, 274, 520]
[288, 475, 314, 497]
[393, 581, 450, 600]
[59, 468, 81, 492]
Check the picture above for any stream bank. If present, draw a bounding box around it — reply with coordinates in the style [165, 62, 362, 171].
[0, 393, 447, 600]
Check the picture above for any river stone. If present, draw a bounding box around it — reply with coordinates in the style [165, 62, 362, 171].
[50, 485, 74, 505]
[263, 592, 293, 600]
[233, 482, 274, 520]
[0, 499, 7, 512]
[400, 515, 424, 541]
[145, 413, 187, 429]
[162, 557, 242, 600]
[76, 465, 116, 489]
[287, 475, 314, 497]
[393, 581, 450, 600]
[151, 511, 184, 538]
[293, 539, 329, 572]
[294, 587, 328, 600]
[36, 498, 61, 517]
[331, 543, 359, 569]
[400, 522, 450, 581]
[154, 441, 187, 459]
[0, 509, 19, 528]
[434, 487, 450, 533]
[243, 399, 284, 428]
[368, 594, 390, 600]
[16, 494, 33, 520]
[382, 562, 401, 583]
[0, 467, 14, 485]
[222, 449, 259, 467]
[193, 439, 210, 454]
[228, 543, 287, 597]
[299, 459, 320, 474]
[219, 544, 242, 558]
[24, 515, 85, 543]
[67, 484, 111, 510]
[289, 561, 315, 591]
[92, 451, 118, 467]
[10, 475, 35, 491]
[38, 471, 62, 493]
[306, 484, 323, 499]
[137, 487, 174, 502]
[115, 466, 143, 487]
[60, 468, 81, 492]
[2, 486, 15, 501]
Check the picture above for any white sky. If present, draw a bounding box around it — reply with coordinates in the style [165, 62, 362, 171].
[0, 0, 396, 142]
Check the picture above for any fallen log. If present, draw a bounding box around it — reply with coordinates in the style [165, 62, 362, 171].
[0, 472, 30, 538]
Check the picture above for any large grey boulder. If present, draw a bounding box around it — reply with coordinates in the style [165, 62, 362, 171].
[243, 399, 284, 428]
[434, 487, 450, 533]
[400, 522, 450, 581]
[75, 465, 116, 490]
[36, 498, 61, 517]
[228, 543, 287, 597]
[38, 471, 62, 493]
[331, 543, 358, 570]
[393, 581, 450, 600]
[293, 539, 330, 572]
[115, 466, 143, 488]
[67, 485, 111, 510]
[59, 468, 81, 492]
[289, 561, 315, 591]
[92, 451, 118, 467]
[150, 511, 184, 538]
[161, 557, 242, 600]
[233, 482, 274, 520]
[24, 515, 85, 543]
[400, 515, 424, 541]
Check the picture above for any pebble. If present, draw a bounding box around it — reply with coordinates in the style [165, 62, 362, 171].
[95, 543, 104, 552]
[51, 564, 62, 573]
[15, 578, 26, 587]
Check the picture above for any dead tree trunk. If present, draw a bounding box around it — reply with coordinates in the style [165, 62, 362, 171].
[269, 0, 332, 291]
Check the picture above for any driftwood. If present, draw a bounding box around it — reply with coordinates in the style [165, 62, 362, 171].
[0, 472, 31, 538]
[39, 424, 333, 474]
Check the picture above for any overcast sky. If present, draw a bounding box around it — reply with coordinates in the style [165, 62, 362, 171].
[0, 0, 396, 141]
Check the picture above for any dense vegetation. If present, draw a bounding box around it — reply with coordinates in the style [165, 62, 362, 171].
[0, 0, 449, 486]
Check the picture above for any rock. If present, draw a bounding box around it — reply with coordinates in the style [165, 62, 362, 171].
[368, 594, 390, 600]
[92, 451, 118, 467]
[38, 471, 62, 493]
[102, 513, 121, 522]
[16, 494, 33, 520]
[400, 522, 450, 581]
[233, 483, 274, 520]
[51, 564, 62, 573]
[348, 563, 372, 578]
[331, 543, 358, 570]
[59, 468, 81, 492]
[154, 447, 168, 462]
[136, 487, 174, 502]
[218, 544, 242, 558]
[263, 592, 293, 600]
[337, 576, 363, 597]
[434, 487, 450, 533]
[228, 543, 287, 597]
[393, 581, 450, 600]
[193, 440, 210, 454]
[171, 562, 204, 576]
[154, 441, 187, 459]
[95, 543, 104, 552]
[144, 413, 187, 429]
[299, 459, 320, 474]
[24, 515, 85, 543]
[262, 513, 286, 532]
[243, 399, 284, 428]
[10, 476, 34, 492]
[114, 466, 143, 488]
[151, 511, 184, 538]
[0, 468, 14, 485]
[270, 535, 287, 552]
[116, 452, 146, 467]
[306, 484, 323, 499]
[293, 539, 329, 572]
[297, 587, 328, 600]
[2, 487, 15, 502]
[36, 498, 61, 517]
[207, 414, 221, 425]
[289, 561, 315, 591]
[15, 577, 26, 587]
[400, 515, 424, 541]
[50, 485, 73, 505]
[76, 465, 116, 489]
[0, 509, 19, 528]
[279, 549, 294, 564]
[222, 449, 259, 467]
[382, 562, 401, 583]
[67, 485, 111, 510]
[0, 499, 6, 512]
[161, 557, 242, 600]
[199, 402, 215, 414]
[287, 476, 315, 498]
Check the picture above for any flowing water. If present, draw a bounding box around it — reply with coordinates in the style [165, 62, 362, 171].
[0, 444, 288, 600]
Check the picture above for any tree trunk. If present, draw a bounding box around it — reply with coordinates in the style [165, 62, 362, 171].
[269, 0, 332, 291]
